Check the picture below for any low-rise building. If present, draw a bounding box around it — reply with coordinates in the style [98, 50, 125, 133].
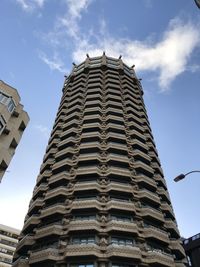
[0, 80, 29, 182]
[183, 233, 200, 267]
[0, 224, 20, 267]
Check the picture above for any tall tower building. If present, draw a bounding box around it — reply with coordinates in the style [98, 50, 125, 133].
[13, 55, 186, 267]
[0, 80, 29, 182]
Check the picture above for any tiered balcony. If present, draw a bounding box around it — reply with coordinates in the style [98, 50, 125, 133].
[45, 186, 68, 200]
[154, 174, 167, 189]
[164, 219, 180, 237]
[107, 182, 132, 193]
[134, 161, 154, 176]
[138, 189, 160, 205]
[28, 197, 43, 214]
[107, 220, 138, 234]
[71, 199, 102, 210]
[143, 226, 170, 244]
[160, 202, 175, 218]
[74, 181, 101, 192]
[145, 250, 175, 267]
[107, 244, 141, 260]
[68, 219, 100, 232]
[157, 187, 170, 202]
[140, 206, 164, 223]
[170, 240, 186, 258]
[23, 215, 40, 232]
[29, 248, 62, 264]
[136, 175, 157, 191]
[40, 203, 66, 218]
[16, 234, 35, 252]
[64, 244, 101, 258]
[35, 223, 63, 239]
[32, 183, 48, 199]
[48, 171, 71, 185]
[52, 158, 73, 171]
[107, 200, 136, 212]
[12, 257, 29, 267]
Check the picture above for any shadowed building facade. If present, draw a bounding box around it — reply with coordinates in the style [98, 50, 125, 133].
[13, 55, 187, 267]
[0, 80, 29, 182]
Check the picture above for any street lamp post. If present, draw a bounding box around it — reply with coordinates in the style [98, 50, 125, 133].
[174, 170, 200, 182]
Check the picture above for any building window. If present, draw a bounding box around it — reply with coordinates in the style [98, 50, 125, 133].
[111, 237, 134, 246]
[7, 98, 15, 113]
[111, 214, 132, 222]
[0, 92, 9, 104]
[72, 236, 95, 245]
[0, 91, 16, 113]
[74, 214, 96, 220]
[0, 115, 6, 134]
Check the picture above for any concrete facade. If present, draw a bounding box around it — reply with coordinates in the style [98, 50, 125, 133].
[0, 224, 20, 267]
[13, 55, 187, 267]
[0, 80, 29, 182]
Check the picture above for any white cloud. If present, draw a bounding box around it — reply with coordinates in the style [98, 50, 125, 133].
[58, 0, 93, 40]
[38, 52, 68, 73]
[16, 0, 45, 11]
[72, 18, 200, 90]
[34, 124, 50, 139]
[38, 0, 200, 90]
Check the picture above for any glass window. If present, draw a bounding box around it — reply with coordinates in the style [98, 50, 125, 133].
[74, 214, 96, 220]
[111, 214, 132, 222]
[70, 264, 94, 267]
[0, 92, 9, 104]
[111, 237, 134, 246]
[7, 98, 15, 113]
[72, 236, 95, 244]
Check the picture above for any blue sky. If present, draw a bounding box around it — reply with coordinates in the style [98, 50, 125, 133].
[0, 0, 200, 238]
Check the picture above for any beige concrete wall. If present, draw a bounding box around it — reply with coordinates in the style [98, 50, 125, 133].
[0, 80, 29, 182]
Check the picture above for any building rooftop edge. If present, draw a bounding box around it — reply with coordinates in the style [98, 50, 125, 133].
[0, 223, 21, 234]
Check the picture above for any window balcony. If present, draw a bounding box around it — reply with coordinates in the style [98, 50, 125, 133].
[143, 226, 170, 244]
[107, 182, 132, 193]
[138, 189, 160, 205]
[48, 171, 71, 185]
[64, 244, 101, 258]
[33, 183, 48, 199]
[134, 161, 154, 177]
[16, 234, 35, 252]
[71, 199, 101, 211]
[157, 187, 170, 202]
[23, 215, 40, 232]
[74, 181, 101, 192]
[160, 202, 175, 219]
[136, 175, 157, 191]
[140, 206, 164, 223]
[35, 223, 63, 239]
[40, 203, 66, 218]
[45, 186, 69, 200]
[12, 256, 29, 267]
[169, 240, 186, 258]
[107, 220, 138, 234]
[107, 199, 136, 213]
[68, 219, 100, 232]
[29, 247, 62, 264]
[154, 174, 167, 189]
[145, 250, 175, 267]
[108, 166, 131, 177]
[28, 197, 43, 214]
[107, 244, 141, 260]
[164, 219, 180, 237]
